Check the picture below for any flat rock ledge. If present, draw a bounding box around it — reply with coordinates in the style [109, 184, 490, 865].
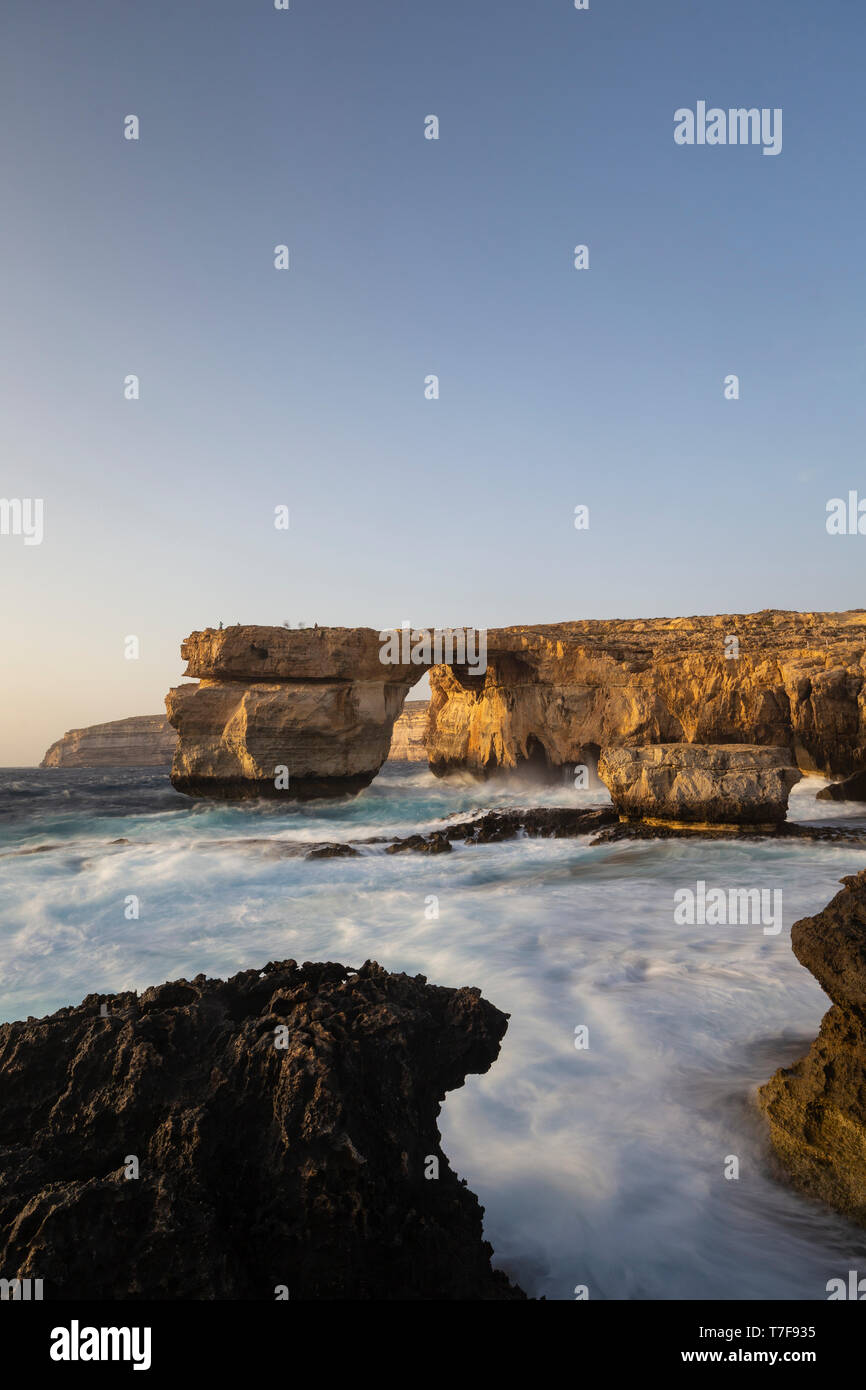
[0, 959, 524, 1300]
[598, 743, 802, 829]
[759, 870, 866, 1224]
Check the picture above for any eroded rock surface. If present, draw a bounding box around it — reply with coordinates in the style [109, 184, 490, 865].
[167, 627, 419, 799]
[427, 611, 866, 782]
[165, 613, 866, 800]
[759, 871, 866, 1224]
[598, 744, 802, 827]
[0, 959, 523, 1300]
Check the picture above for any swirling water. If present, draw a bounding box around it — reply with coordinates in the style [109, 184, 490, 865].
[2, 763, 866, 1300]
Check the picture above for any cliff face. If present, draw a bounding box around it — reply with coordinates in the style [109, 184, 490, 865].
[426, 611, 866, 780]
[40, 716, 177, 768]
[0, 958, 523, 1300]
[759, 871, 866, 1224]
[167, 627, 419, 799]
[164, 613, 866, 800]
[388, 700, 429, 761]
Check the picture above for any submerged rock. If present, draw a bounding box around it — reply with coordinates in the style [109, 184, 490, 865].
[387, 831, 453, 855]
[759, 871, 866, 1224]
[817, 769, 866, 802]
[304, 842, 361, 859]
[597, 743, 802, 828]
[591, 821, 866, 845]
[0, 959, 523, 1300]
[385, 807, 616, 853]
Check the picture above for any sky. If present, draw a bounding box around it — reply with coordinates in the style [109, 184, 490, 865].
[2, 0, 865, 764]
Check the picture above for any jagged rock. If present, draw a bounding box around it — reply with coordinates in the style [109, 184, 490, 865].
[817, 770, 866, 802]
[597, 744, 802, 828]
[385, 807, 616, 853]
[304, 843, 361, 860]
[387, 832, 453, 855]
[41, 715, 177, 768]
[759, 872, 866, 1224]
[0, 959, 523, 1300]
[388, 701, 429, 761]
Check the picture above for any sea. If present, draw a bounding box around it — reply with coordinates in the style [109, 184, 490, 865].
[2, 762, 866, 1301]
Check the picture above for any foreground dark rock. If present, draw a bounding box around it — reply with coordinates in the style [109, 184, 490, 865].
[598, 743, 802, 828]
[0, 959, 524, 1300]
[759, 871, 866, 1224]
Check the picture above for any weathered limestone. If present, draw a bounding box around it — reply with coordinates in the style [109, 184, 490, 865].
[759, 871, 866, 1224]
[165, 612, 866, 801]
[426, 611, 866, 782]
[41, 716, 177, 768]
[598, 744, 802, 828]
[166, 627, 418, 799]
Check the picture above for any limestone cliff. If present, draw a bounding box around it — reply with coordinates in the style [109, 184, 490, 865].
[41, 715, 177, 768]
[759, 871, 866, 1224]
[165, 613, 866, 800]
[0, 958, 523, 1299]
[388, 700, 429, 761]
[427, 611, 866, 781]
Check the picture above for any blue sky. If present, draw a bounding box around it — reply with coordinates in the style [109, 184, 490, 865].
[2, 0, 865, 762]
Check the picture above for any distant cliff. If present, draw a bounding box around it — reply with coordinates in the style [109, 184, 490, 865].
[41, 716, 177, 768]
[388, 700, 429, 761]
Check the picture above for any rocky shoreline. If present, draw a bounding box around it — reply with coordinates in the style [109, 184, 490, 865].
[759, 871, 866, 1225]
[0, 959, 524, 1300]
